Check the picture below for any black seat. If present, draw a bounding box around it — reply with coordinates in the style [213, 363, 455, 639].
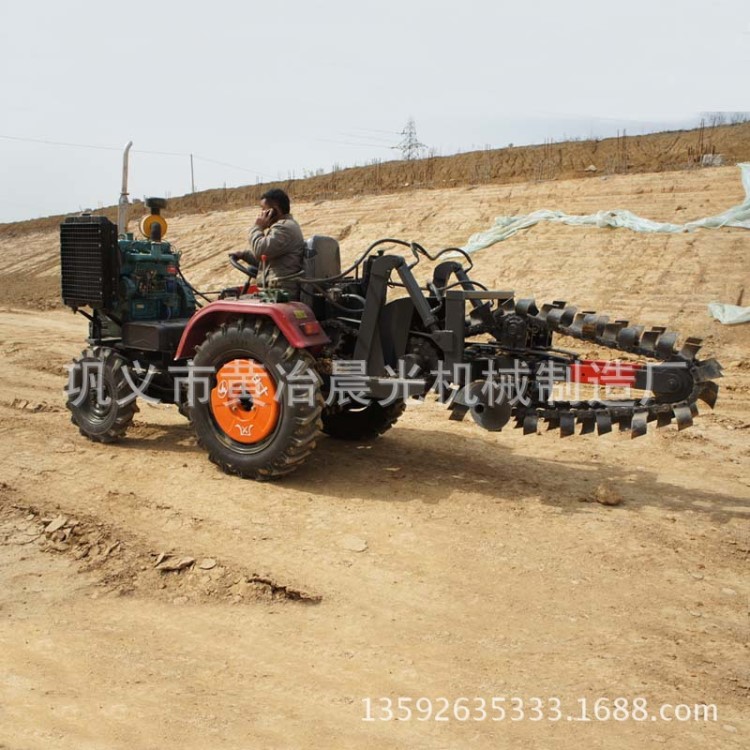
[300, 236, 341, 306]
[303, 235, 341, 278]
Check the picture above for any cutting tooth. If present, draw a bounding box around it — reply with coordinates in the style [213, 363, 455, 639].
[698, 381, 719, 408]
[594, 315, 610, 337]
[501, 297, 516, 312]
[570, 311, 594, 337]
[679, 336, 703, 361]
[523, 414, 539, 435]
[652, 326, 667, 334]
[513, 415, 524, 429]
[581, 313, 600, 341]
[630, 410, 648, 438]
[656, 331, 678, 357]
[539, 302, 557, 320]
[559, 412, 575, 437]
[546, 307, 566, 328]
[579, 416, 596, 435]
[689, 401, 699, 417]
[673, 403, 694, 430]
[552, 300, 567, 309]
[617, 326, 644, 350]
[567, 312, 585, 336]
[617, 415, 631, 432]
[639, 329, 661, 354]
[603, 321, 626, 344]
[448, 403, 469, 421]
[596, 411, 612, 435]
[560, 306, 578, 327]
[657, 411, 672, 428]
[694, 359, 723, 382]
[546, 416, 560, 431]
[516, 298, 539, 317]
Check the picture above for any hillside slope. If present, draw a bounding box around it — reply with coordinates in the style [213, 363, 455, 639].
[2, 121, 749, 238]
[2, 164, 748, 359]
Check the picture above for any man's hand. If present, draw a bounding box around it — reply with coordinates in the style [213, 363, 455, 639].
[254, 208, 276, 231]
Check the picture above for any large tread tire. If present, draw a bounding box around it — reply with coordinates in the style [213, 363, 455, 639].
[322, 400, 405, 441]
[188, 319, 322, 480]
[64, 347, 137, 443]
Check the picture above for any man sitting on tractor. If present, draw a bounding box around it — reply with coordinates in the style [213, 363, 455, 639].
[233, 188, 305, 296]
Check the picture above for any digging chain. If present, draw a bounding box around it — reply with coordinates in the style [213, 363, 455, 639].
[502, 298, 722, 438]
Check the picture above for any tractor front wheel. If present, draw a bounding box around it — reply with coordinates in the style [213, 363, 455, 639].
[188, 320, 322, 480]
[64, 347, 137, 443]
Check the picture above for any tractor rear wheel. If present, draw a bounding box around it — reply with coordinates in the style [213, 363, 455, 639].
[189, 319, 322, 480]
[322, 400, 405, 441]
[64, 347, 137, 443]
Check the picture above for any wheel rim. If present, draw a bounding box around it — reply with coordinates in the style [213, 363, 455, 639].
[210, 358, 279, 445]
[86, 380, 113, 422]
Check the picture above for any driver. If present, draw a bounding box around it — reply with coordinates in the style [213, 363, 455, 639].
[231, 188, 305, 296]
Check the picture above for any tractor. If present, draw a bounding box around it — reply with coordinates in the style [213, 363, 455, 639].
[60, 158, 722, 480]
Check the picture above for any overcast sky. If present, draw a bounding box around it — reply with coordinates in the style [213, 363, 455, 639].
[0, 0, 747, 223]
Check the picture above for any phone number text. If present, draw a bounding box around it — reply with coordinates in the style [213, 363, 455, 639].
[362, 696, 718, 723]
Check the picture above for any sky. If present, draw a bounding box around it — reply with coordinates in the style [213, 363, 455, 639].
[0, 0, 747, 223]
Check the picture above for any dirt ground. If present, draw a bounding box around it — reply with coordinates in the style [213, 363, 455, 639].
[0, 167, 748, 749]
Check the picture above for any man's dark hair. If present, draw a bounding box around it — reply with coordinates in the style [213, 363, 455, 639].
[262, 188, 290, 215]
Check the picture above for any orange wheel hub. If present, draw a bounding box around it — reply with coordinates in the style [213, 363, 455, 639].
[210, 359, 279, 444]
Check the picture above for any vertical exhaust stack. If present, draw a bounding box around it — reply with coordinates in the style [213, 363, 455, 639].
[117, 141, 133, 236]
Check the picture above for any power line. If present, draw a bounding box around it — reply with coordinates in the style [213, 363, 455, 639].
[351, 127, 402, 136]
[314, 137, 396, 149]
[0, 133, 121, 152]
[338, 131, 396, 144]
[136, 147, 187, 157]
[0, 133, 269, 179]
[192, 154, 272, 179]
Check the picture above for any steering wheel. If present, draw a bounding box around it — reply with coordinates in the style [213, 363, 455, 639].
[228, 253, 258, 278]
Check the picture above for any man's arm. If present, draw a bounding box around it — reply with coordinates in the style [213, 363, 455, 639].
[247, 222, 297, 261]
[237, 225, 280, 264]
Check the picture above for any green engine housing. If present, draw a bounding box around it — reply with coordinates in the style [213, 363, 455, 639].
[114, 234, 196, 322]
[90, 233, 197, 341]
[60, 212, 197, 344]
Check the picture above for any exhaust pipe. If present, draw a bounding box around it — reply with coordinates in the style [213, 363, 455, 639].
[117, 141, 133, 235]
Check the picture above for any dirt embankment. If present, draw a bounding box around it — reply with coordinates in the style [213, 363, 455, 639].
[1, 162, 748, 365]
[2, 121, 749, 240]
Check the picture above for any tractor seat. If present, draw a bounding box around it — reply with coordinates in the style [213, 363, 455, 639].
[300, 235, 341, 306]
[303, 235, 341, 279]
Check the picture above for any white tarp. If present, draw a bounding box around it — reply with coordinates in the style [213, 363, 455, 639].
[458, 163, 750, 325]
[462, 162, 750, 255]
[708, 302, 750, 325]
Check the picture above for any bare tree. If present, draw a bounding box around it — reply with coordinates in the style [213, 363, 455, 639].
[701, 111, 727, 127]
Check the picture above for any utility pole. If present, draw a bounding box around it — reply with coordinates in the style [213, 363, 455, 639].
[398, 118, 426, 160]
[190, 154, 195, 193]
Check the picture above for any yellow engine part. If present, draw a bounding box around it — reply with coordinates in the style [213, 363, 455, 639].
[140, 213, 168, 239]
